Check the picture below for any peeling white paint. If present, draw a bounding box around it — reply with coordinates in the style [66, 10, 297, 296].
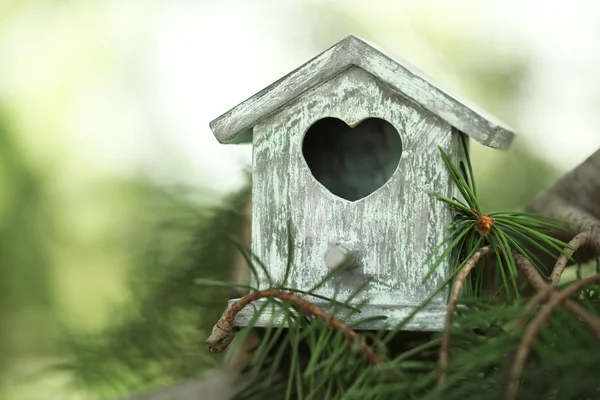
[249, 67, 462, 330]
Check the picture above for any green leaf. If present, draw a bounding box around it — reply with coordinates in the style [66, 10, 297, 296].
[496, 219, 575, 257]
[438, 146, 481, 212]
[283, 220, 294, 287]
[426, 191, 473, 215]
[459, 132, 477, 198]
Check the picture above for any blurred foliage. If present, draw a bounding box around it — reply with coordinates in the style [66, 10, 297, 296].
[0, 100, 252, 398]
[0, 111, 58, 400]
[0, 112, 55, 335]
[55, 181, 250, 397]
[475, 142, 560, 212]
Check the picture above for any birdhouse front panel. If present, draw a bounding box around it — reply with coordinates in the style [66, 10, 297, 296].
[251, 67, 460, 323]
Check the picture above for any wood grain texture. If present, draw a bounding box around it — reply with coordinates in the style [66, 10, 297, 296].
[228, 299, 448, 331]
[245, 67, 461, 330]
[209, 35, 515, 149]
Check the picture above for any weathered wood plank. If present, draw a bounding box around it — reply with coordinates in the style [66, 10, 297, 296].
[228, 299, 448, 331]
[246, 67, 457, 330]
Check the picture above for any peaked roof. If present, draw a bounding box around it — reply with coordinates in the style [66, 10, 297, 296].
[209, 35, 515, 149]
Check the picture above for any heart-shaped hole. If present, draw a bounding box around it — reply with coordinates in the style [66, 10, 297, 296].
[302, 117, 402, 201]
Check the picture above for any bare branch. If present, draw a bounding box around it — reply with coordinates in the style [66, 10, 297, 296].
[505, 274, 600, 400]
[438, 245, 496, 386]
[206, 289, 385, 365]
[513, 253, 548, 291]
[514, 254, 600, 336]
[550, 230, 594, 286]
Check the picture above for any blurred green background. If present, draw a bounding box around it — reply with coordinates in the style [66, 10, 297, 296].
[1, 0, 599, 398]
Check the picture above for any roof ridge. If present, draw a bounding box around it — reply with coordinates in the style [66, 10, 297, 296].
[209, 35, 515, 149]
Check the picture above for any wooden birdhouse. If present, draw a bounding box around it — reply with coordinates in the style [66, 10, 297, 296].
[209, 36, 515, 331]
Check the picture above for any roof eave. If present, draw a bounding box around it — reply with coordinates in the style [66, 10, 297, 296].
[209, 38, 354, 144]
[209, 35, 516, 149]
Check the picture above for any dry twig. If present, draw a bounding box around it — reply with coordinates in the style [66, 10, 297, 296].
[514, 254, 600, 337]
[205, 289, 385, 365]
[550, 230, 593, 286]
[504, 274, 600, 400]
[437, 245, 496, 386]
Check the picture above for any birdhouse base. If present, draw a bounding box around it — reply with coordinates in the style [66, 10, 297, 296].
[226, 298, 447, 331]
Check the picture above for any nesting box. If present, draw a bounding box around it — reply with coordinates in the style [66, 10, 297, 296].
[209, 36, 514, 331]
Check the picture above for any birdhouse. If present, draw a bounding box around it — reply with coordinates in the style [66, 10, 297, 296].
[209, 36, 515, 331]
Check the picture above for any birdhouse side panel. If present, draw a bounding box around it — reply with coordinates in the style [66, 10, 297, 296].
[252, 67, 456, 308]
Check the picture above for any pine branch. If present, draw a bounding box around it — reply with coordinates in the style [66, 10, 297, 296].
[438, 235, 600, 392]
[505, 274, 600, 400]
[515, 254, 600, 336]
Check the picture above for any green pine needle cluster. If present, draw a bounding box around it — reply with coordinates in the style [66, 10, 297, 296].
[424, 135, 575, 302]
